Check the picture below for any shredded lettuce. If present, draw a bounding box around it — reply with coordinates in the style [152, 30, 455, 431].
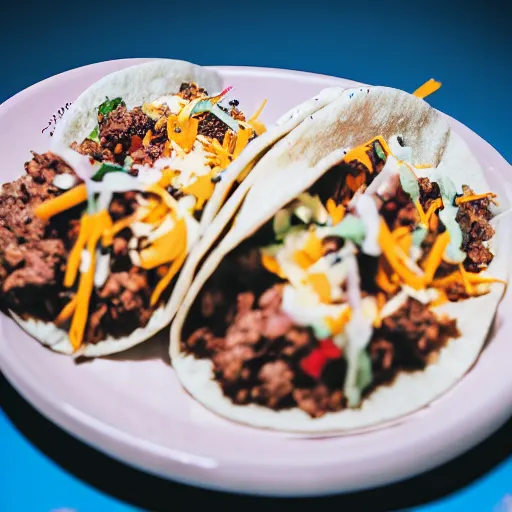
[328, 215, 366, 246]
[87, 97, 125, 143]
[356, 350, 373, 392]
[399, 164, 420, 203]
[91, 163, 129, 182]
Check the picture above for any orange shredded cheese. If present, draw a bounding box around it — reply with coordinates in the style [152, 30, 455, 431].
[376, 261, 399, 294]
[373, 292, 387, 328]
[139, 218, 187, 269]
[326, 198, 345, 225]
[247, 99, 268, 135]
[182, 173, 215, 211]
[162, 140, 172, 158]
[413, 79, 442, 99]
[261, 254, 286, 278]
[303, 230, 324, 262]
[64, 214, 92, 287]
[54, 295, 78, 325]
[68, 210, 112, 351]
[155, 116, 167, 131]
[422, 231, 451, 283]
[455, 192, 497, 206]
[430, 289, 448, 308]
[158, 168, 180, 188]
[391, 226, 411, 239]
[205, 138, 231, 171]
[144, 203, 169, 224]
[414, 200, 429, 226]
[167, 114, 199, 153]
[142, 130, 153, 147]
[424, 198, 443, 224]
[151, 250, 187, 306]
[306, 273, 332, 303]
[146, 183, 179, 210]
[102, 207, 152, 247]
[459, 263, 475, 296]
[34, 184, 87, 222]
[343, 136, 391, 173]
[233, 126, 252, 159]
[325, 307, 352, 335]
[223, 130, 236, 155]
[433, 271, 505, 288]
[378, 219, 425, 290]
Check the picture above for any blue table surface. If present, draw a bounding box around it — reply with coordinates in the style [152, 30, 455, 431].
[1, 0, 510, 510]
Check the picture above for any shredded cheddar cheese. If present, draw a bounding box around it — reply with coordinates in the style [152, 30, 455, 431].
[261, 254, 286, 278]
[455, 192, 497, 206]
[303, 230, 324, 262]
[424, 198, 443, 224]
[162, 140, 172, 158]
[325, 307, 352, 335]
[459, 263, 475, 296]
[306, 273, 332, 303]
[167, 114, 199, 152]
[413, 79, 442, 99]
[68, 210, 112, 351]
[54, 295, 78, 325]
[422, 231, 451, 283]
[139, 218, 187, 269]
[142, 130, 153, 147]
[182, 173, 215, 210]
[146, 183, 179, 211]
[374, 292, 387, 328]
[102, 207, 152, 247]
[233, 126, 252, 159]
[65, 214, 92, 287]
[151, 250, 187, 307]
[247, 99, 268, 135]
[378, 219, 425, 290]
[376, 261, 399, 294]
[34, 184, 87, 222]
[326, 198, 345, 225]
[158, 168, 180, 188]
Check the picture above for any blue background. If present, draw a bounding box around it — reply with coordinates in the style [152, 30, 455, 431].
[1, 0, 511, 510]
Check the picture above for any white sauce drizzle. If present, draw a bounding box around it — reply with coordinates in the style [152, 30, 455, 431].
[53, 173, 77, 190]
[351, 193, 381, 257]
[94, 250, 111, 288]
[342, 242, 374, 407]
[79, 249, 91, 273]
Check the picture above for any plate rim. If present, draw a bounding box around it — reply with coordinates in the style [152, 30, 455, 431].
[0, 58, 511, 497]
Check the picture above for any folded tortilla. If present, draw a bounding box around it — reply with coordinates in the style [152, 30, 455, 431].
[170, 85, 510, 433]
[5, 60, 345, 358]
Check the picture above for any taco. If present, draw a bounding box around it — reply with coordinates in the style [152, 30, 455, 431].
[0, 60, 345, 357]
[170, 85, 509, 433]
[54, 59, 345, 236]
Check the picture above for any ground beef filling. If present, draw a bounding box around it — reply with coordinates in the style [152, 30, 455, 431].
[72, 82, 250, 165]
[0, 153, 172, 344]
[368, 298, 459, 390]
[456, 194, 495, 272]
[183, 243, 459, 418]
[309, 140, 387, 207]
[418, 177, 495, 273]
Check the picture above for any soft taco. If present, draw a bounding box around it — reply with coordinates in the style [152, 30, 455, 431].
[170, 84, 509, 433]
[0, 60, 345, 357]
[54, 59, 345, 236]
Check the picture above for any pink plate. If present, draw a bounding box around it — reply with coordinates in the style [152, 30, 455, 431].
[0, 59, 511, 497]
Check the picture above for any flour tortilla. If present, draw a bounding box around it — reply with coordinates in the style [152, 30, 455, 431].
[53, 59, 224, 147]
[14, 70, 345, 357]
[170, 85, 510, 433]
